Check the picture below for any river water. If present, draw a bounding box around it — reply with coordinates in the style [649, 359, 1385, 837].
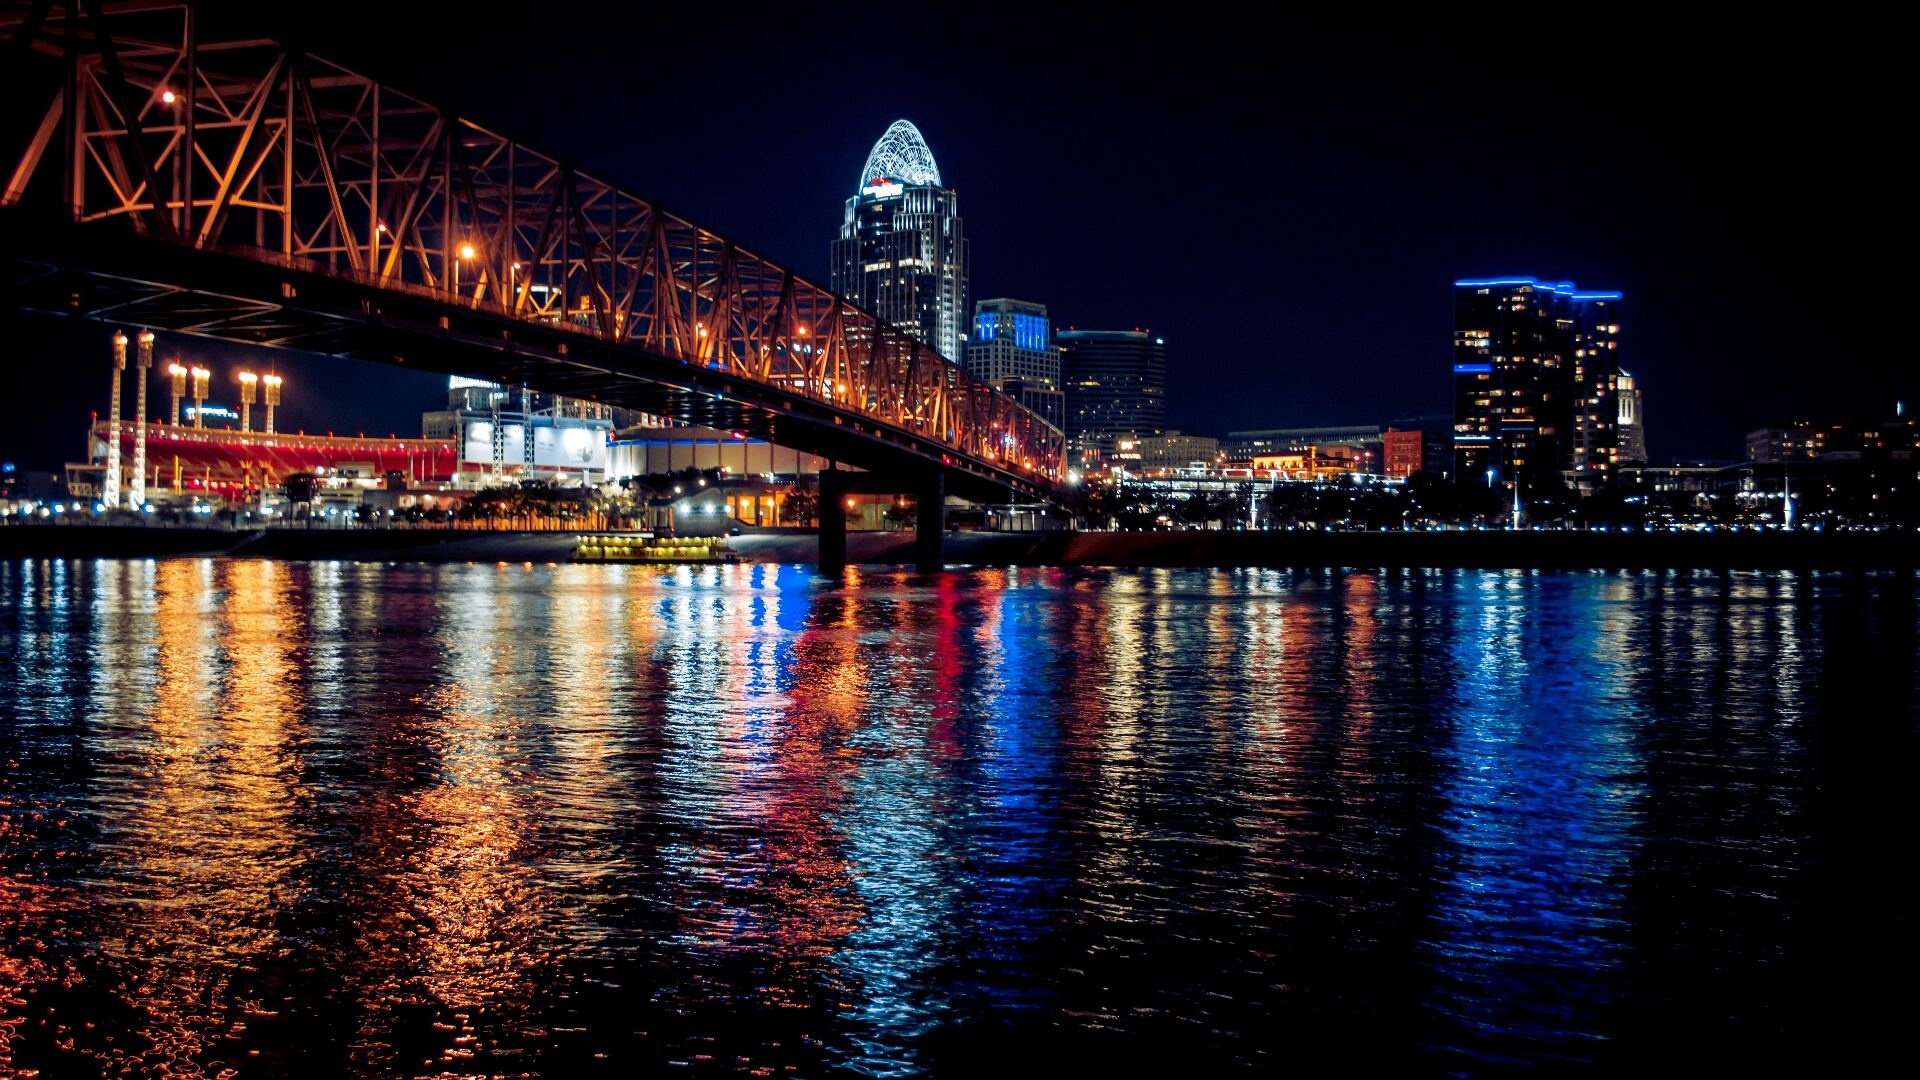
[1, 560, 1913, 1076]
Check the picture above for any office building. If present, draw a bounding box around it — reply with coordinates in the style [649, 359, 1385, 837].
[1745, 416, 1914, 463]
[830, 120, 968, 361]
[1383, 429, 1425, 480]
[1453, 276, 1624, 494]
[1222, 425, 1384, 473]
[1113, 431, 1218, 473]
[1060, 329, 1167, 463]
[967, 298, 1065, 429]
[1568, 291, 1625, 487]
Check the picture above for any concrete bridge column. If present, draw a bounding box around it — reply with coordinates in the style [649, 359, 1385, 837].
[818, 467, 847, 575]
[915, 471, 945, 573]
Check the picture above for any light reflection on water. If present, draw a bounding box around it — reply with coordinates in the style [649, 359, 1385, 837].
[1, 561, 1913, 1076]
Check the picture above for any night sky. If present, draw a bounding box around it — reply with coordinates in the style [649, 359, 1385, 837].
[3, 4, 1903, 471]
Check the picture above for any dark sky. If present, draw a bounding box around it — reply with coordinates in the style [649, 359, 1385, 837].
[4, 4, 1904, 470]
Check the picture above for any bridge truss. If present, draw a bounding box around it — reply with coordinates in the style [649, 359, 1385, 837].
[0, 0, 1063, 496]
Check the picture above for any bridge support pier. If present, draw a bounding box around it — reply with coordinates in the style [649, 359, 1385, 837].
[818, 468, 847, 575]
[915, 472, 945, 573]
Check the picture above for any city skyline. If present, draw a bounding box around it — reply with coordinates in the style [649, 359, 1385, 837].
[0, 8, 1907, 1074]
[3, 1, 1907, 470]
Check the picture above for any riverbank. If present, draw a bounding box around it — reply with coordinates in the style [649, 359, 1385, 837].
[1030, 528, 1920, 570]
[3, 524, 1916, 569]
[11, 522, 1920, 572]
[738, 529, 1920, 569]
[0, 525, 579, 563]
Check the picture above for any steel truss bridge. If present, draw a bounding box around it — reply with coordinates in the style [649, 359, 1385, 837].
[0, 0, 1064, 527]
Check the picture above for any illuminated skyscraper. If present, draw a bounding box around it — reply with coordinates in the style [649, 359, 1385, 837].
[1452, 277, 1623, 494]
[1568, 292, 1625, 488]
[1060, 329, 1167, 463]
[830, 120, 968, 362]
[967, 298, 1064, 429]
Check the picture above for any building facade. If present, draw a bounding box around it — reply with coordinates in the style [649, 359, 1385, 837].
[830, 120, 968, 362]
[1222, 426, 1384, 473]
[1114, 431, 1218, 473]
[967, 298, 1065, 429]
[421, 377, 614, 487]
[1249, 445, 1369, 481]
[1453, 277, 1624, 494]
[1616, 368, 1648, 463]
[1744, 417, 1912, 463]
[1383, 429, 1424, 480]
[1060, 329, 1167, 463]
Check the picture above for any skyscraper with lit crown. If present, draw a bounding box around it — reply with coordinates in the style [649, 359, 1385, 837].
[830, 120, 968, 362]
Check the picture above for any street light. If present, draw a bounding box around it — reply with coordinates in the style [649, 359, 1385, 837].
[455, 241, 477, 298]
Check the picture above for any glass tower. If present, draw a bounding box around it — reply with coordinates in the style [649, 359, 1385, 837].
[830, 120, 968, 362]
[1059, 329, 1167, 464]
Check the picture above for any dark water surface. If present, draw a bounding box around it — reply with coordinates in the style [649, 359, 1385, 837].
[2, 560, 1914, 1076]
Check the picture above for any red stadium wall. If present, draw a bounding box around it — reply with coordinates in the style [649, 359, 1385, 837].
[95, 422, 458, 498]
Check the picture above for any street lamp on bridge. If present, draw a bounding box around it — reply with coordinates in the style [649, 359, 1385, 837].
[455, 242, 476, 298]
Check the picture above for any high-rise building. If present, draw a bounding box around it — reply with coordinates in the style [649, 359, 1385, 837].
[1616, 368, 1647, 463]
[830, 120, 968, 361]
[1059, 329, 1167, 464]
[1568, 292, 1625, 488]
[1453, 277, 1624, 494]
[967, 298, 1064, 429]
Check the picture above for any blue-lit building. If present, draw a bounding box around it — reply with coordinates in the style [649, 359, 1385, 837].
[830, 120, 968, 362]
[1453, 277, 1625, 494]
[966, 298, 1064, 429]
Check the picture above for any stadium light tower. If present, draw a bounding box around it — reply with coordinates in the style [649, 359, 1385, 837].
[167, 362, 187, 425]
[262, 374, 282, 434]
[190, 366, 210, 428]
[132, 331, 153, 507]
[105, 332, 126, 508]
[237, 371, 258, 432]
